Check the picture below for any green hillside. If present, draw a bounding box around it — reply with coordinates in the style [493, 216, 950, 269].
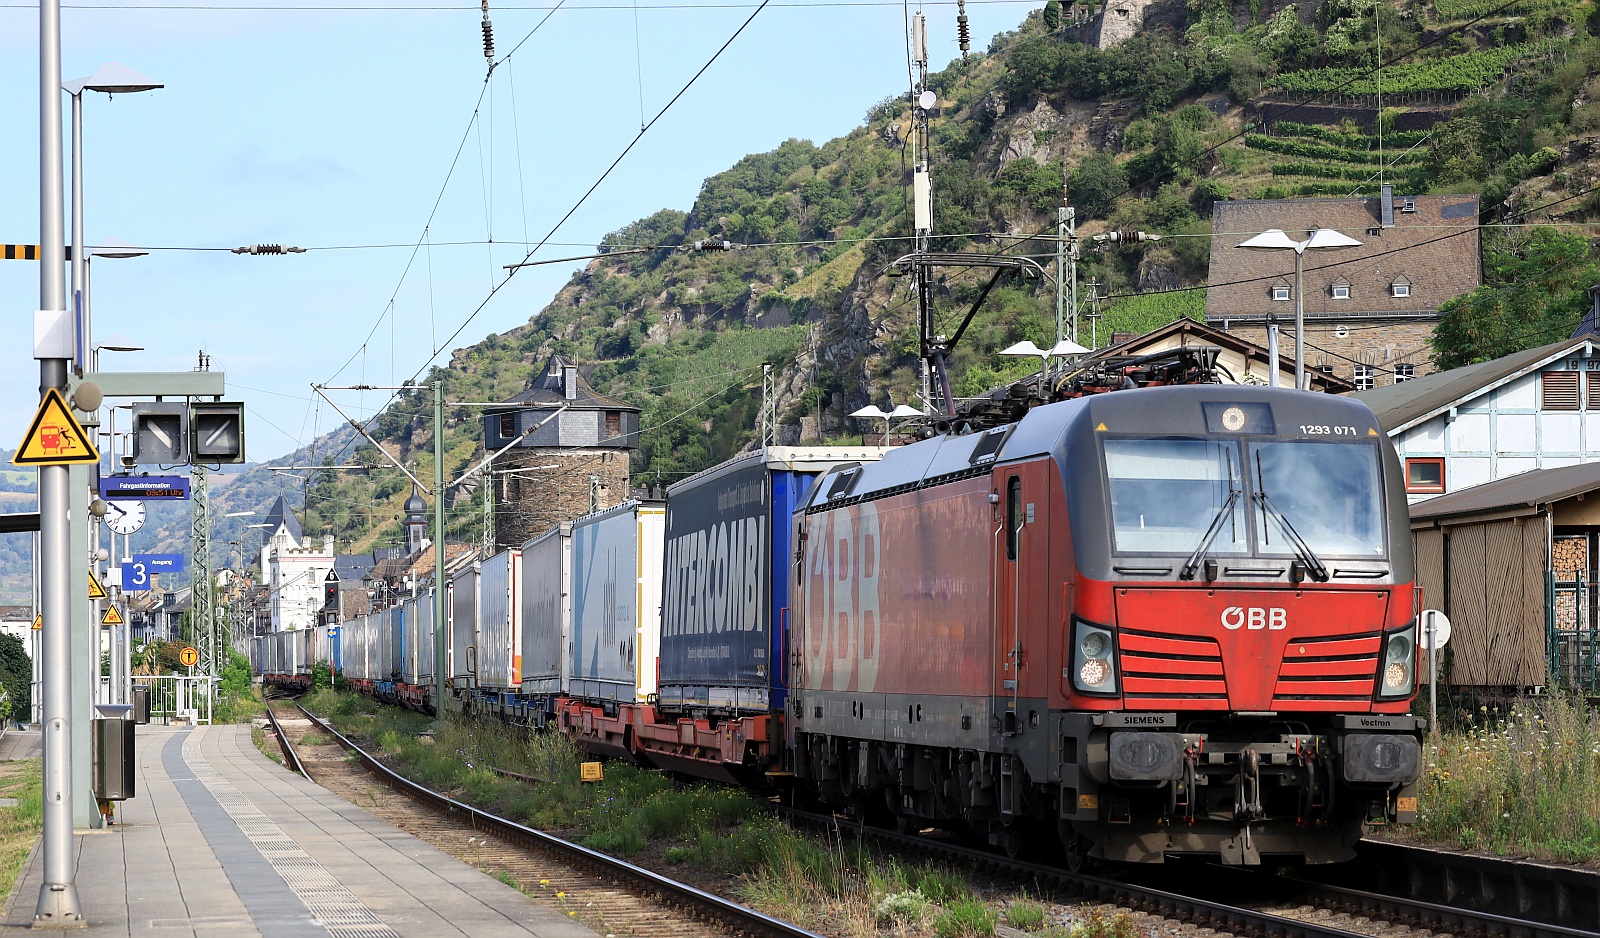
[17, 0, 1600, 573]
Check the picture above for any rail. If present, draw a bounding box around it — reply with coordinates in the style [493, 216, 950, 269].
[776, 805, 1594, 938]
[261, 697, 306, 777]
[296, 705, 827, 938]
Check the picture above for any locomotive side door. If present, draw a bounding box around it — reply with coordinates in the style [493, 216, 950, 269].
[993, 461, 1049, 736]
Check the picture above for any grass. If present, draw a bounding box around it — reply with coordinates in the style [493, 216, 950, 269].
[305, 688, 1028, 937]
[1404, 689, 1600, 864]
[252, 726, 284, 765]
[0, 760, 43, 906]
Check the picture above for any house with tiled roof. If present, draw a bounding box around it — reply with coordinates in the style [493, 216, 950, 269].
[1205, 187, 1481, 390]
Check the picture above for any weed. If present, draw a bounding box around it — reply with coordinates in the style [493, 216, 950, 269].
[913, 864, 973, 903]
[663, 844, 696, 865]
[1062, 905, 1144, 938]
[495, 870, 519, 889]
[874, 890, 932, 925]
[933, 898, 998, 938]
[1007, 897, 1047, 931]
[1411, 689, 1600, 863]
[581, 823, 646, 856]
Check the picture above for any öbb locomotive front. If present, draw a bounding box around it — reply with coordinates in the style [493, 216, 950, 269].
[787, 385, 1422, 865]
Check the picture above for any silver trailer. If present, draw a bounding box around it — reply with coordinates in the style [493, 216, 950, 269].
[570, 500, 665, 703]
[477, 549, 522, 692]
[521, 523, 571, 697]
[450, 566, 480, 688]
[401, 592, 437, 685]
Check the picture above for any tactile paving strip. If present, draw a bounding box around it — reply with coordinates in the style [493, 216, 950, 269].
[182, 733, 400, 938]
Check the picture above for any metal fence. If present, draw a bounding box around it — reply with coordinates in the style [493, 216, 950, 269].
[1547, 571, 1600, 694]
[131, 675, 215, 725]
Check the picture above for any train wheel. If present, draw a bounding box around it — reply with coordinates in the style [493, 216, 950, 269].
[1060, 822, 1094, 874]
[997, 823, 1025, 861]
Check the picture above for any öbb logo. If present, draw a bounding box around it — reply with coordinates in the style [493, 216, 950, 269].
[1221, 606, 1287, 631]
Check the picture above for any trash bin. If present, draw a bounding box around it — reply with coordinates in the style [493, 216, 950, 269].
[131, 686, 151, 725]
[92, 714, 135, 801]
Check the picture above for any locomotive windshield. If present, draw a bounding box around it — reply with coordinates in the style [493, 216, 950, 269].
[1104, 438, 1248, 555]
[1250, 440, 1386, 557]
[1104, 436, 1387, 559]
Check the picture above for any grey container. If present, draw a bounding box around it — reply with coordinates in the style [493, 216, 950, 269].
[344, 615, 370, 681]
[450, 567, 480, 687]
[92, 716, 135, 800]
[131, 686, 151, 725]
[570, 501, 665, 702]
[401, 594, 437, 685]
[375, 607, 401, 681]
[476, 549, 522, 691]
[521, 523, 571, 697]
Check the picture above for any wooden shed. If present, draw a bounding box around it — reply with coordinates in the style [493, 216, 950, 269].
[1411, 462, 1600, 692]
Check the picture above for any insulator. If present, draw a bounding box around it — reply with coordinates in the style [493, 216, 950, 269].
[482, 15, 495, 62]
[691, 239, 733, 252]
[957, 0, 971, 59]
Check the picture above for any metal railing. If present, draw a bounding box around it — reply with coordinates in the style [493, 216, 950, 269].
[1546, 571, 1600, 693]
[130, 675, 214, 725]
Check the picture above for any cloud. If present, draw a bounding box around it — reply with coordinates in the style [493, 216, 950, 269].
[212, 145, 353, 187]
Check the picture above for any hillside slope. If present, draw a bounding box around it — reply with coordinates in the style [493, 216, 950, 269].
[68, 0, 1600, 573]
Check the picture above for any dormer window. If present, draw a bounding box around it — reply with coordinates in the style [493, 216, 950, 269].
[1271, 283, 1291, 301]
[1391, 277, 1411, 298]
[1402, 198, 1417, 214]
[1331, 278, 1351, 300]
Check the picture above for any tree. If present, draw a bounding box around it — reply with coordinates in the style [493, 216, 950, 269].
[1432, 228, 1600, 370]
[1043, 0, 1061, 30]
[1066, 152, 1127, 219]
[0, 633, 30, 724]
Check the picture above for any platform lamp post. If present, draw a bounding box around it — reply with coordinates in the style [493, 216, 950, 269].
[1236, 228, 1362, 390]
[1002, 338, 1089, 392]
[849, 404, 921, 445]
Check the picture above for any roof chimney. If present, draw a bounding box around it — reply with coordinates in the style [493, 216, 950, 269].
[1381, 184, 1395, 228]
[563, 365, 578, 401]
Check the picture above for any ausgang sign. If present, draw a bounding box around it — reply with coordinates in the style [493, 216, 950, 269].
[100, 475, 189, 500]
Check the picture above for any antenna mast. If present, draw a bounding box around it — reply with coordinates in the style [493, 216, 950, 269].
[909, 10, 950, 414]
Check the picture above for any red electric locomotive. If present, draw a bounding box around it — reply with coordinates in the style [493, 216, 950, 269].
[786, 385, 1422, 866]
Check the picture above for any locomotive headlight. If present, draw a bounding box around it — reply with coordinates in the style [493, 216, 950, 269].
[1071, 618, 1118, 696]
[1377, 622, 1417, 700]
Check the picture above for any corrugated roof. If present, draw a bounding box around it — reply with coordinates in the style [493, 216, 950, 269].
[1411, 461, 1600, 520]
[1353, 337, 1589, 431]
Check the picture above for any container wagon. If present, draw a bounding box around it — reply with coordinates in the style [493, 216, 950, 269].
[519, 523, 572, 727]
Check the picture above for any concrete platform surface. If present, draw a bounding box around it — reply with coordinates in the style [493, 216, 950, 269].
[0, 730, 42, 762]
[1, 724, 597, 938]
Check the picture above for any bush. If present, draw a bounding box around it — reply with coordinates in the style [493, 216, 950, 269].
[582, 823, 646, 857]
[1007, 897, 1048, 931]
[876, 890, 933, 925]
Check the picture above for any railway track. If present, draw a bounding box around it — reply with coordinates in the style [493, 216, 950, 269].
[261, 700, 823, 938]
[775, 805, 1597, 938]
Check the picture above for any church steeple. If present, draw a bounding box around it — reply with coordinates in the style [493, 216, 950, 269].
[402, 485, 429, 555]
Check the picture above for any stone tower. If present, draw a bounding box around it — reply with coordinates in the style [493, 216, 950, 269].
[482, 353, 640, 551]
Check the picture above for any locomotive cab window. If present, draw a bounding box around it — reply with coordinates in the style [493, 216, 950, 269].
[1252, 441, 1386, 557]
[1104, 438, 1248, 555]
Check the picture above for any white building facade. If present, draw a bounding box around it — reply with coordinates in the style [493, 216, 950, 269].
[1355, 337, 1600, 502]
[267, 533, 334, 632]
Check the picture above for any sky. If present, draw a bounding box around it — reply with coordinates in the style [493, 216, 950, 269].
[0, 0, 1027, 465]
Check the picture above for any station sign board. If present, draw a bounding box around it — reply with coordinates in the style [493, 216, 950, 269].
[122, 553, 186, 590]
[100, 475, 189, 500]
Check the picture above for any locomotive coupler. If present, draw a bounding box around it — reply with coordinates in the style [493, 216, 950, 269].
[1235, 748, 1265, 820]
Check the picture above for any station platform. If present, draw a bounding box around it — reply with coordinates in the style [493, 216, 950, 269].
[0, 724, 597, 938]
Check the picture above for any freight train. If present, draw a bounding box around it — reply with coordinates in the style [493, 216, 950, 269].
[256, 385, 1424, 867]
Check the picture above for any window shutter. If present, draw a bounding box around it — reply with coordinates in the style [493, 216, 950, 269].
[1588, 374, 1600, 411]
[1543, 371, 1580, 410]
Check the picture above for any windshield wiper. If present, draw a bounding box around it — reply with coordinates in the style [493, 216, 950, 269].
[1180, 449, 1239, 581]
[1254, 451, 1329, 583]
[1180, 490, 1239, 580]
